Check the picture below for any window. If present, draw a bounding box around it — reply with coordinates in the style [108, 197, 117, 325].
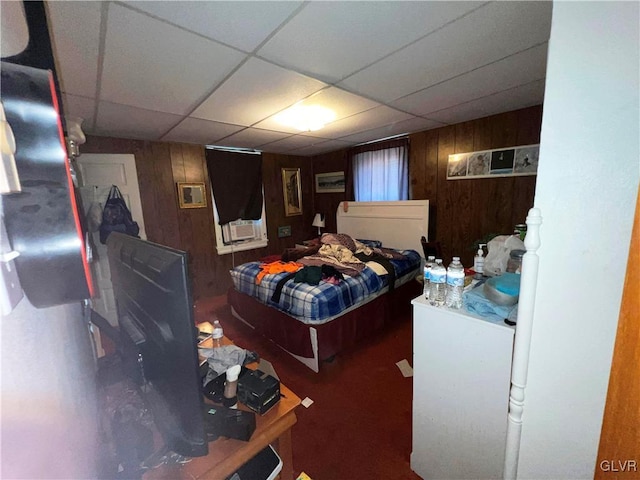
[206, 147, 268, 255]
[211, 193, 267, 255]
[352, 138, 409, 201]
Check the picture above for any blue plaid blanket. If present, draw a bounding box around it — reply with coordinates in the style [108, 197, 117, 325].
[230, 249, 420, 324]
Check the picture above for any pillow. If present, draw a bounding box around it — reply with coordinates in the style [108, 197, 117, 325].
[320, 233, 357, 252]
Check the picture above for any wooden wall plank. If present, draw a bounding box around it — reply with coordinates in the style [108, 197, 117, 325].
[436, 126, 455, 261]
[409, 132, 427, 200]
[313, 105, 541, 266]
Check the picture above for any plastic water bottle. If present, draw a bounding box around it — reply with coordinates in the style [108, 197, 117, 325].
[212, 319, 224, 348]
[429, 259, 447, 307]
[423, 255, 436, 300]
[445, 257, 465, 309]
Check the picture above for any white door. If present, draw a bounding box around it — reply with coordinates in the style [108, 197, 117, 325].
[75, 154, 146, 355]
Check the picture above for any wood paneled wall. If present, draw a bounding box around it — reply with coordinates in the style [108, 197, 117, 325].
[82, 137, 315, 299]
[311, 149, 349, 234]
[82, 105, 541, 299]
[312, 105, 543, 267]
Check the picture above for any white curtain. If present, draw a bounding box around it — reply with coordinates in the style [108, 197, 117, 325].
[353, 143, 408, 201]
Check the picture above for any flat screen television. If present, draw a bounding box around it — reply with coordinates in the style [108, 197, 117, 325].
[106, 232, 208, 458]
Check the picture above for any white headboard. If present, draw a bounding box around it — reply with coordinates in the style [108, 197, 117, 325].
[336, 200, 429, 256]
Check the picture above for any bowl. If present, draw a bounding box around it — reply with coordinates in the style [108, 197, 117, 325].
[483, 273, 520, 306]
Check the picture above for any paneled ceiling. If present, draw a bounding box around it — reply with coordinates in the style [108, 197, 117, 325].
[46, 1, 552, 156]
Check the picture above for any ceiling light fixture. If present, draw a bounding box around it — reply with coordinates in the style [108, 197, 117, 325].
[274, 104, 336, 132]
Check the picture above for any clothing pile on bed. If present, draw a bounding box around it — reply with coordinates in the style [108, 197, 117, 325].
[230, 233, 421, 324]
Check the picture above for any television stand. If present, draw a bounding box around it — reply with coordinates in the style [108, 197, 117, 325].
[142, 445, 193, 471]
[143, 381, 300, 479]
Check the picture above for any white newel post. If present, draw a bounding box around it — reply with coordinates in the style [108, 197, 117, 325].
[503, 207, 542, 479]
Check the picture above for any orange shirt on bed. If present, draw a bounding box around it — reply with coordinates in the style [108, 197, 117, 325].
[255, 261, 303, 285]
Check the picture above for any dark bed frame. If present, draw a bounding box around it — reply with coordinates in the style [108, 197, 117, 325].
[229, 200, 429, 372]
[227, 279, 421, 372]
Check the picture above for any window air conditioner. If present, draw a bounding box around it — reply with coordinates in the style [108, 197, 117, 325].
[223, 220, 255, 242]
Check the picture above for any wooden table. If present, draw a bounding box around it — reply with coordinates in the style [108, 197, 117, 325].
[144, 324, 301, 480]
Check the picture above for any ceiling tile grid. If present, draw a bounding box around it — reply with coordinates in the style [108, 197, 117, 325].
[100, 3, 247, 115]
[391, 43, 549, 116]
[160, 117, 245, 145]
[45, 1, 552, 156]
[46, 1, 103, 98]
[122, 1, 304, 52]
[94, 101, 184, 140]
[191, 57, 328, 126]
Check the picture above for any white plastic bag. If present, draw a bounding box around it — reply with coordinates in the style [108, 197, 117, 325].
[86, 201, 103, 232]
[484, 235, 525, 276]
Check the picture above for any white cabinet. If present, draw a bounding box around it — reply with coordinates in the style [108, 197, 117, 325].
[411, 296, 515, 480]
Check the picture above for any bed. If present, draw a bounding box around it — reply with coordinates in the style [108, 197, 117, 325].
[227, 200, 429, 372]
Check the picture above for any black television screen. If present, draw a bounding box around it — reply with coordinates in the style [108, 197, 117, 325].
[106, 232, 207, 458]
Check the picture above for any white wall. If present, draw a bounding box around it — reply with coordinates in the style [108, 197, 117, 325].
[1, 296, 98, 478]
[517, 2, 639, 478]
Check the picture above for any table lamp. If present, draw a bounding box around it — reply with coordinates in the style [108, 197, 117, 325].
[312, 213, 325, 236]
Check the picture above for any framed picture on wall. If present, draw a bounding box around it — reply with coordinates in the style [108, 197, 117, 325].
[177, 182, 207, 208]
[315, 171, 346, 193]
[447, 144, 539, 179]
[282, 168, 302, 216]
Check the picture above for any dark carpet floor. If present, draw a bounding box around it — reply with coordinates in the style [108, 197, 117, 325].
[195, 294, 423, 480]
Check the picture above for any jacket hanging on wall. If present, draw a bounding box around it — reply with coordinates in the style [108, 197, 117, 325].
[99, 185, 140, 244]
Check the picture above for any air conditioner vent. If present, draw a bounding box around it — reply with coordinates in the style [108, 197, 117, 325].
[223, 220, 256, 242]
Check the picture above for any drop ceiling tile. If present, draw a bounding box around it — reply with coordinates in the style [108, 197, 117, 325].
[161, 117, 245, 145]
[47, 1, 102, 98]
[426, 79, 546, 125]
[318, 106, 414, 139]
[216, 128, 293, 149]
[258, 1, 484, 83]
[338, 117, 445, 144]
[256, 86, 381, 132]
[259, 143, 299, 155]
[339, 1, 552, 102]
[61, 94, 97, 132]
[100, 3, 246, 115]
[260, 134, 324, 152]
[122, 1, 303, 52]
[95, 102, 183, 140]
[292, 139, 356, 156]
[191, 57, 327, 126]
[392, 44, 549, 116]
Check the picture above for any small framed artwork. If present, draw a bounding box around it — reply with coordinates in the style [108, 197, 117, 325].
[315, 171, 346, 193]
[282, 168, 302, 216]
[177, 182, 207, 209]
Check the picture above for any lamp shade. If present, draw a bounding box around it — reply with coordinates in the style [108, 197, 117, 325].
[312, 213, 325, 235]
[312, 213, 325, 228]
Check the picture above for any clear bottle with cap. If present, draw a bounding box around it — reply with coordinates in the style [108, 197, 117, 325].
[423, 255, 436, 300]
[223, 364, 241, 409]
[212, 319, 224, 348]
[429, 259, 447, 307]
[445, 257, 465, 309]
